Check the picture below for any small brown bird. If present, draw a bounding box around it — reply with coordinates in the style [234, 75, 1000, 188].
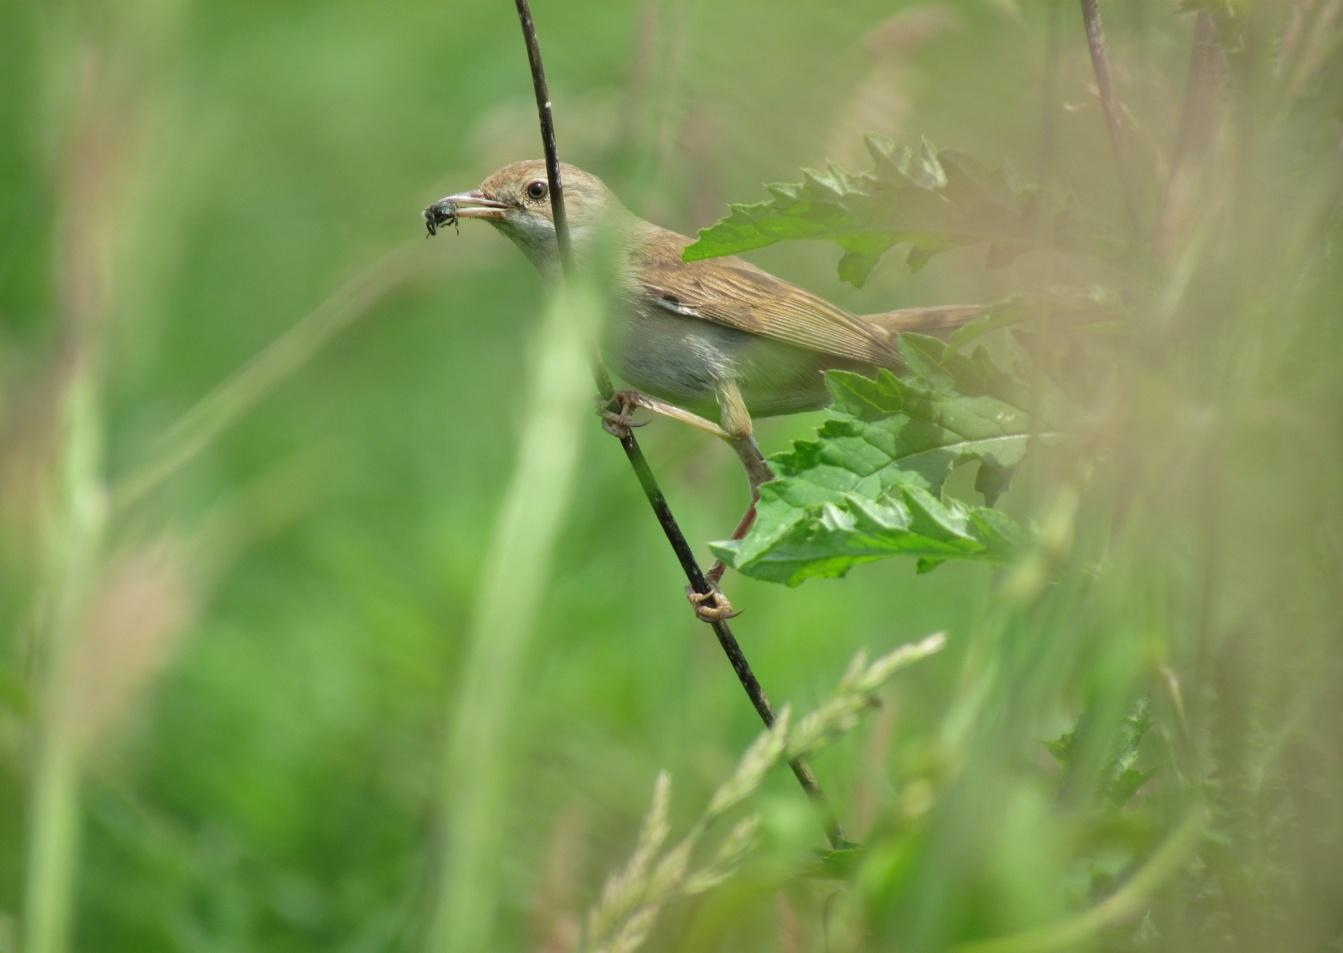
[426, 161, 978, 619]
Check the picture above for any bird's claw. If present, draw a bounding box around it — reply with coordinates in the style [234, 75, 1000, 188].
[599, 391, 650, 439]
[686, 583, 739, 623]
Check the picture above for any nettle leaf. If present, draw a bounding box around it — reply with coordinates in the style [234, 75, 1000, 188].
[684, 135, 1092, 287]
[710, 483, 1023, 587]
[1046, 698, 1156, 810]
[1103, 698, 1155, 809]
[712, 337, 1056, 586]
[1045, 729, 1077, 768]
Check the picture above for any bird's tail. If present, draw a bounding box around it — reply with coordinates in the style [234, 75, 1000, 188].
[861, 304, 984, 340]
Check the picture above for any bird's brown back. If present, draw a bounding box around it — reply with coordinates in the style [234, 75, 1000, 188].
[628, 225, 906, 369]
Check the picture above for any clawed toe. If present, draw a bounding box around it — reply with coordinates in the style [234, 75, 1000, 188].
[598, 391, 650, 438]
[686, 584, 740, 623]
[601, 410, 645, 438]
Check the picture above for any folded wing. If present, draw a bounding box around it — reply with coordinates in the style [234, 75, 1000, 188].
[634, 229, 903, 367]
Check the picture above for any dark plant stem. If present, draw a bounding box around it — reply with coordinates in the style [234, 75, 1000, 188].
[510, 0, 841, 848]
[513, 0, 573, 277]
[1079, 0, 1140, 232]
[615, 429, 842, 845]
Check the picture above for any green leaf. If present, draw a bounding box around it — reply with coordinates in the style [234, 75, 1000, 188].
[1045, 728, 1077, 768]
[684, 135, 1100, 287]
[1110, 767, 1156, 808]
[712, 342, 1055, 586]
[818, 343, 1044, 497]
[711, 483, 1023, 587]
[1047, 698, 1156, 810]
[808, 843, 865, 881]
[1102, 698, 1154, 809]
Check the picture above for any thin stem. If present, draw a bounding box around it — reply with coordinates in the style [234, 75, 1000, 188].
[510, 0, 840, 846]
[1157, 11, 1222, 256]
[426, 284, 595, 953]
[1169, 12, 1220, 177]
[25, 371, 105, 953]
[1079, 0, 1140, 231]
[513, 0, 614, 399]
[615, 429, 842, 844]
[513, 0, 573, 278]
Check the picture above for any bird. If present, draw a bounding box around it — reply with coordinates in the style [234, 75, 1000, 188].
[425, 160, 979, 620]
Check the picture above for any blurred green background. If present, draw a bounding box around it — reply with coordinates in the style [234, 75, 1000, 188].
[3, 1, 1341, 951]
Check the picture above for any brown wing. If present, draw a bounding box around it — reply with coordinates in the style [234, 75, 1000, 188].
[633, 228, 902, 366]
[863, 304, 983, 334]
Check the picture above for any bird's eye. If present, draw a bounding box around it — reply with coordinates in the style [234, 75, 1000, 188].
[526, 180, 548, 200]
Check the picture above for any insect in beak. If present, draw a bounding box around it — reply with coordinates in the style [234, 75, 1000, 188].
[423, 200, 459, 238]
[423, 190, 509, 237]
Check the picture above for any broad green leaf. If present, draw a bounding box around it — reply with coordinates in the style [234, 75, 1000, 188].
[710, 483, 1023, 586]
[684, 135, 1099, 287]
[712, 339, 1055, 586]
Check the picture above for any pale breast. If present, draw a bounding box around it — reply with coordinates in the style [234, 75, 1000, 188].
[605, 296, 843, 420]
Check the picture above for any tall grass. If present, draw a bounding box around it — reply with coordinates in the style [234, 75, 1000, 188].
[1, 2, 1339, 952]
[424, 280, 598, 953]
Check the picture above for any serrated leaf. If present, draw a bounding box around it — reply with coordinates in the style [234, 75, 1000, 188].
[815, 360, 1043, 493]
[711, 349, 1052, 584]
[1103, 698, 1154, 809]
[1111, 767, 1155, 808]
[1049, 698, 1156, 810]
[684, 135, 1102, 287]
[1045, 728, 1077, 768]
[710, 485, 1020, 587]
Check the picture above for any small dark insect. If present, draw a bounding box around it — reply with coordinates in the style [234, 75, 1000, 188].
[423, 200, 459, 238]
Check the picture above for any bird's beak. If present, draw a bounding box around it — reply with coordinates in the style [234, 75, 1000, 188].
[423, 190, 510, 235]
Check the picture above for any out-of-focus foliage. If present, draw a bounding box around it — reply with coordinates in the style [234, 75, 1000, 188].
[581, 634, 945, 953]
[684, 135, 1100, 286]
[3, 1, 1342, 953]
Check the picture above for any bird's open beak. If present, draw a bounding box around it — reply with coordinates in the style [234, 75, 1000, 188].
[423, 190, 509, 235]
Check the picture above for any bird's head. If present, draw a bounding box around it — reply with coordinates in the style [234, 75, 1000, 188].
[424, 160, 626, 270]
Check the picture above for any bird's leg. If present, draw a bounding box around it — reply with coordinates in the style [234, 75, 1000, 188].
[597, 389, 741, 621]
[686, 384, 776, 623]
[595, 386, 771, 623]
[710, 434, 775, 582]
[599, 389, 731, 440]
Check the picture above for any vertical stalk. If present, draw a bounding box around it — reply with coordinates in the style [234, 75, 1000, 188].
[425, 284, 597, 953]
[24, 369, 106, 953]
[509, 0, 841, 845]
[1157, 11, 1222, 256]
[1079, 0, 1141, 231]
[22, 18, 121, 947]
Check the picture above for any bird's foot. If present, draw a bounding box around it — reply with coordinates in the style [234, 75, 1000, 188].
[686, 581, 739, 624]
[598, 391, 650, 439]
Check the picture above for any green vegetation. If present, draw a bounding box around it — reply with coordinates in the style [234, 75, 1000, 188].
[710, 353, 1032, 585]
[3, 2, 1340, 952]
[684, 136, 1087, 285]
